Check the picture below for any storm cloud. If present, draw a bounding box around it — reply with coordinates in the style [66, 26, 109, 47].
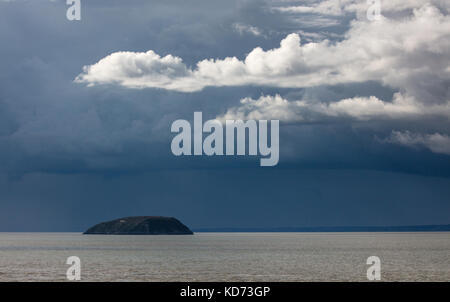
[0, 0, 449, 230]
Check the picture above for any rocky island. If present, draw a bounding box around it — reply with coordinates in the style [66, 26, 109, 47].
[83, 216, 194, 235]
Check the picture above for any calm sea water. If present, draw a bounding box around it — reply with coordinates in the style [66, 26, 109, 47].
[0, 232, 449, 281]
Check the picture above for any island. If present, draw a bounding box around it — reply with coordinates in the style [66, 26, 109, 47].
[83, 216, 194, 235]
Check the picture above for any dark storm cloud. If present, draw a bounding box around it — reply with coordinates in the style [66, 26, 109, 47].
[0, 0, 449, 230]
[0, 0, 262, 174]
[0, 0, 448, 177]
[1, 169, 450, 231]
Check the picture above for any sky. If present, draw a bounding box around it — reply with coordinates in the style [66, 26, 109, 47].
[0, 0, 449, 231]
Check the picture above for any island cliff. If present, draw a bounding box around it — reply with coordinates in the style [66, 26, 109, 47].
[83, 216, 194, 235]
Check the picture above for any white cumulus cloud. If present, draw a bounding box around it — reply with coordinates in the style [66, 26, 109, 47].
[386, 131, 450, 155]
[217, 93, 450, 122]
[232, 23, 264, 37]
[272, 0, 450, 17]
[76, 3, 450, 104]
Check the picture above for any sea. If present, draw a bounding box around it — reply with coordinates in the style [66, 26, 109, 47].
[0, 232, 449, 281]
